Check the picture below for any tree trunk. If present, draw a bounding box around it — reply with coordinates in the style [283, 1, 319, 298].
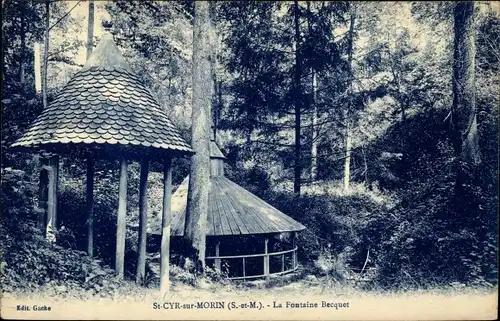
[344, 3, 356, 192]
[42, 0, 50, 110]
[185, 1, 213, 269]
[311, 73, 318, 181]
[307, 1, 318, 182]
[293, 0, 302, 196]
[211, 4, 220, 138]
[20, 9, 26, 85]
[34, 42, 42, 93]
[344, 122, 352, 191]
[86, 0, 94, 61]
[362, 145, 368, 184]
[452, 1, 480, 165]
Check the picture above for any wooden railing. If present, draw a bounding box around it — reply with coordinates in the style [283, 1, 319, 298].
[206, 246, 299, 280]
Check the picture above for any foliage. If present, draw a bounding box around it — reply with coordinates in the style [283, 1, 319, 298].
[0, 167, 122, 294]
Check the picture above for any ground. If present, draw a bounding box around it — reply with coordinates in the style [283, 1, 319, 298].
[1, 276, 497, 320]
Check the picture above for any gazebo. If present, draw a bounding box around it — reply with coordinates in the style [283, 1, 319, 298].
[10, 22, 193, 291]
[149, 132, 306, 280]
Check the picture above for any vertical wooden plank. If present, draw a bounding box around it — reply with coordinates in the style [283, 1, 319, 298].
[214, 240, 221, 271]
[115, 159, 128, 279]
[264, 237, 269, 277]
[160, 158, 172, 297]
[86, 157, 94, 258]
[136, 159, 149, 284]
[242, 257, 246, 278]
[282, 253, 285, 272]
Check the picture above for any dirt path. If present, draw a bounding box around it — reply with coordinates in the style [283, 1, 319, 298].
[2, 282, 497, 320]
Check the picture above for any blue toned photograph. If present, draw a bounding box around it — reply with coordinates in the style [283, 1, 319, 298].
[0, 1, 498, 320]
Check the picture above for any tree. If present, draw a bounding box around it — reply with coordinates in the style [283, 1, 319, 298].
[106, 1, 194, 132]
[343, 2, 356, 191]
[86, 0, 94, 61]
[42, 0, 50, 110]
[293, 0, 302, 195]
[184, 1, 213, 269]
[20, 0, 26, 85]
[218, 2, 349, 188]
[306, 1, 318, 182]
[452, 1, 481, 166]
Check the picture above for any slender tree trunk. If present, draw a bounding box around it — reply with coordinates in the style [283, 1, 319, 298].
[211, 3, 220, 137]
[344, 3, 355, 192]
[293, 0, 302, 196]
[34, 42, 42, 93]
[185, 1, 213, 269]
[86, 0, 94, 61]
[362, 145, 368, 184]
[344, 121, 352, 191]
[307, 1, 318, 182]
[452, 1, 480, 166]
[42, 0, 50, 110]
[20, 10, 26, 85]
[311, 73, 318, 181]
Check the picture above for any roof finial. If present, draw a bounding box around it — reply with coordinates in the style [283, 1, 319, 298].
[102, 20, 113, 32]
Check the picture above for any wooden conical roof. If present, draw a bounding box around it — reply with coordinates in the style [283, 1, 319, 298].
[149, 140, 305, 236]
[149, 176, 305, 236]
[11, 28, 193, 156]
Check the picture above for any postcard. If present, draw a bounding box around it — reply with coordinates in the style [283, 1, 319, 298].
[1, 1, 498, 320]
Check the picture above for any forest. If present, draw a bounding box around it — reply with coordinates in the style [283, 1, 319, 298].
[1, 0, 498, 303]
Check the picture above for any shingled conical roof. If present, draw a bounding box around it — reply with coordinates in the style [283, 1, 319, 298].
[12, 24, 193, 156]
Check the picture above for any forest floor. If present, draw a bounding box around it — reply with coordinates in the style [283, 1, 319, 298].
[2, 275, 497, 320]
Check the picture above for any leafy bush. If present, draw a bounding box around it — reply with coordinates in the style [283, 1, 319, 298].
[0, 168, 123, 294]
[363, 109, 498, 288]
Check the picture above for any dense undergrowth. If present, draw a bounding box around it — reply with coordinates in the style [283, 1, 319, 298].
[226, 108, 498, 290]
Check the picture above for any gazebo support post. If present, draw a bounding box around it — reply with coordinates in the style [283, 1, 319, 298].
[160, 158, 173, 297]
[47, 155, 59, 231]
[136, 158, 149, 284]
[86, 157, 94, 258]
[264, 237, 269, 277]
[214, 241, 221, 271]
[115, 159, 128, 279]
[37, 157, 49, 230]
